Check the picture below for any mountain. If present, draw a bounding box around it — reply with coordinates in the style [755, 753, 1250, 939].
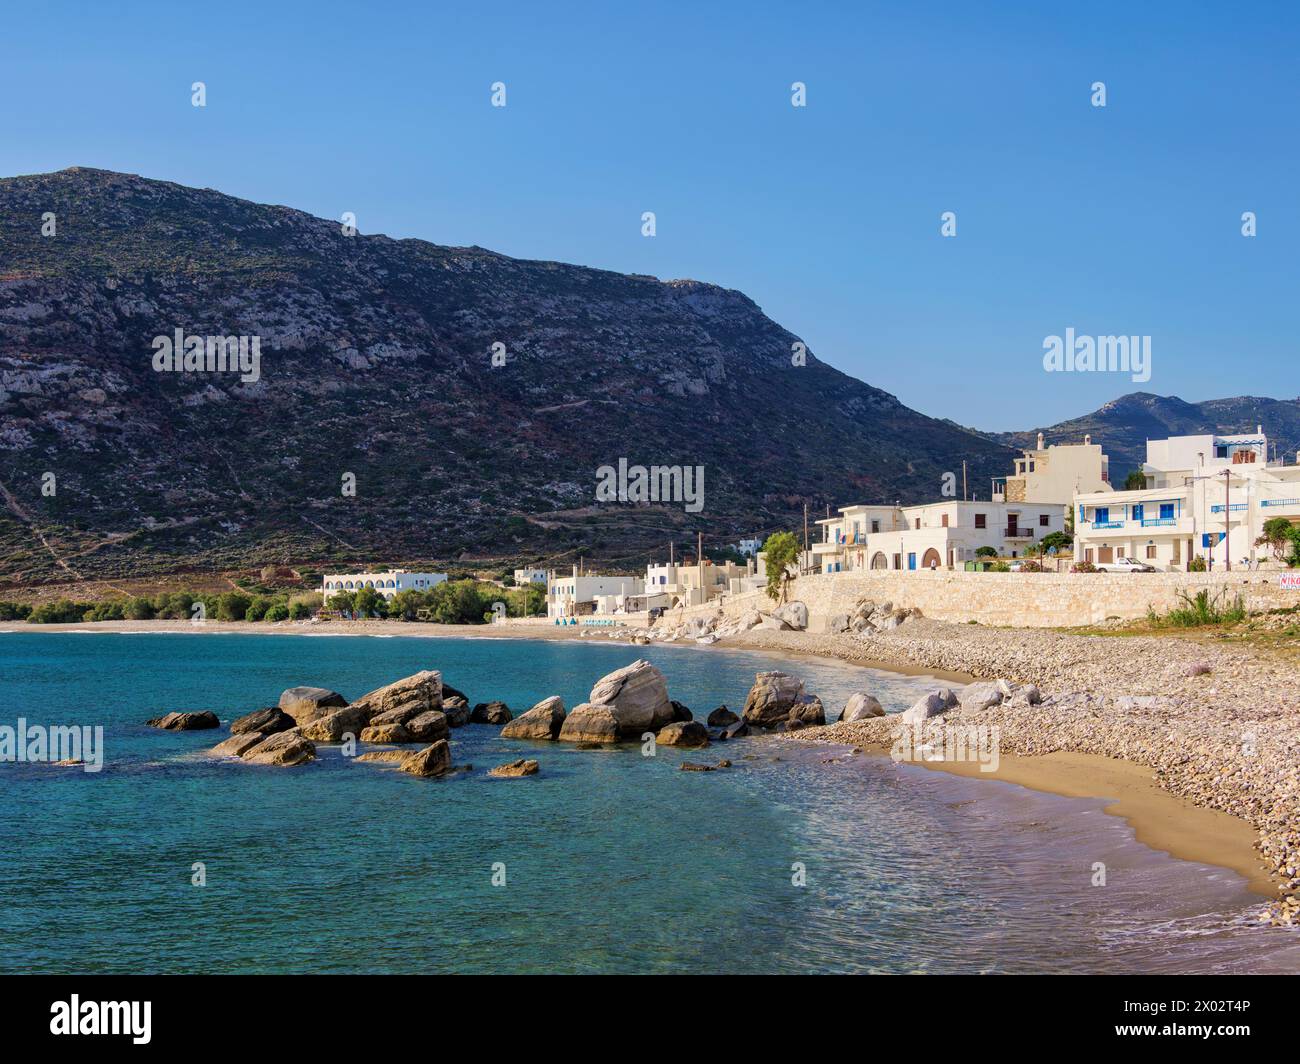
[0, 168, 1017, 587]
[990, 393, 1300, 481]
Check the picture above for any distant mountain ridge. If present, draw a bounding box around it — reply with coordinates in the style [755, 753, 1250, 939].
[989, 393, 1300, 478]
[0, 167, 1017, 585]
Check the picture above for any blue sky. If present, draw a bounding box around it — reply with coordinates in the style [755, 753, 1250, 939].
[3, 1, 1295, 430]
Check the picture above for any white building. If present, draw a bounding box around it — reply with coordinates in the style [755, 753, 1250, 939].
[644, 557, 753, 608]
[322, 570, 448, 600]
[513, 568, 548, 585]
[815, 501, 1066, 572]
[733, 538, 763, 556]
[1073, 429, 1300, 570]
[547, 566, 644, 619]
[993, 433, 1112, 501]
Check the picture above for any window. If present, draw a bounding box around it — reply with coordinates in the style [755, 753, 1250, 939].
[1159, 503, 1174, 520]
[1131, 504, 1143, 522]
[1216, 445, 1228, 459]
[1095, 507, 1109, 523]
[1146, 545, 1157, 559]
[1039, 514, 1050, 527]
[941, 513, 948, 527]
[913, 518, 920, 530]
[893, 553, 901, 569]
[871, 519, 879, 533]
[1028, 461, 1035, 472]
[975, 513, 986, 529]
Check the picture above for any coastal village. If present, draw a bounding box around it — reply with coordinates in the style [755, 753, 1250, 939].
[320, 426, 1300, 631]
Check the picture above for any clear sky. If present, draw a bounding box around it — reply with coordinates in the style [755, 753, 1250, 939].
[2, 1, 1295, 430]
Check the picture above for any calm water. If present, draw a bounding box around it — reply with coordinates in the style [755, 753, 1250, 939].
[1, 630, 1297, 974]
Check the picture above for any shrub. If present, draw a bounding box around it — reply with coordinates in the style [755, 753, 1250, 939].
[287, 600, 312, 620]
[1070, 560, 1098, 573]
[123, 597, 155, 620]
[28, 599, 93, 623]
[216, 592, 252, 622]
[1020, 561, 1045, 572]
[1188, 556, 1207, 572]
[975, 546, 999, 558]
[0, 601, 32, 621]
[1163, 589, 1245, 627]
[84, 601, 126, 622]
[263, 603, 290, 622]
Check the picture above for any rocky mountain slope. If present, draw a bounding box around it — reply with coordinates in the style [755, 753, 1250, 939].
[989, 393, 1300, 480]
[0, 168, 1015, 586]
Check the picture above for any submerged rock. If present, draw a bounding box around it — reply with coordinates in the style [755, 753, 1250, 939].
[706, 705, 739, 727]
[209, 732, 267, 758]
[501, 696, 566, 740]
[147, 711, 219, 731]
[360, 723, 413, 744]
[488, 758, 539, 778]
[356, 750, 406, 763]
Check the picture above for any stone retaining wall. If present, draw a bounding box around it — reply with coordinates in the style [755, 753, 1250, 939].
[662, 570, 1297, 630]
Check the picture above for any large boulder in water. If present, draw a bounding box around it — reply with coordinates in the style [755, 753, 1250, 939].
[360, 723, 413, 744]
[350, 670, 442, 721]
[557, 704, 620, 744]
[707, 705, 739, 727]
[399, 740, 452, 778]
[278, 686, 347, 725]
[501, 696, 566, 740]
[741, 671, 806, 728]
[230, 706, 296, 735]
[488, 758, 539, 778]
[299, 704, 371, 742]
[587, 659, 673, 736]
[210, 732, 268, 758]
[147, 711, 219, 730]
[441, 684, 470, 726]
[656, 721, 710, 747]
[406, 710, 450, 743]
[470, 701, 513, 725]
[242, 730, 316, 766]
[840, 693, 885, 723]
[788, 695, 825, 728]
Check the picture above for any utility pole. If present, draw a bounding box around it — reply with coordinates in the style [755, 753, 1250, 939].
[697, 530, 704, 597]
[803, 503, 809, 574]
[669, 541, 674, 566]
[962, 461, 968, 502]
[1223, 469, 1232, 571]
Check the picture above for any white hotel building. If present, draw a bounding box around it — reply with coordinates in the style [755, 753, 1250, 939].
[811, 437, 1096, 572]
[322, 569, 448, 600]
[1073, 430, 1300, 570]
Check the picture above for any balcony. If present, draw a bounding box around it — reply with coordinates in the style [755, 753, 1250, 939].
[1261, 498, 1299, 509]
[1002, 527, 1034, 539]
[1140, 517, 1176, 527]
[1209, 503, 1248, 513]
[1091, 520, 1124, 530]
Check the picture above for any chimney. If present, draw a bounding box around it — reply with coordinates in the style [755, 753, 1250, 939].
[1084, 434, 1091, 445]
[572, 563, 579, 579]
[1257, 424, 1263, 433]
[1036, 432, 1044, 450]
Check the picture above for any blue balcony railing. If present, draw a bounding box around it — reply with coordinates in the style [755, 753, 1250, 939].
[1091, 520, 1124, 529]
[1140, 518, 1175, 527]
[1209, 503, 1248, 513]
[1262, 498, 1299, 508]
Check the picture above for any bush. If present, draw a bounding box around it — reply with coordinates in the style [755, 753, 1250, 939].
[216, 591, 252, 622]
[1070, 560, 1098, 573]
[1162, 589, 1246, 628]
[975, 546, 998, 559]
[28, 599, 93, 623]
[0, 601, 32, 621]
[1020, 561, 1045, 572]
[244, 597, 271, 622]
[84, 601, 126, 622]
[287, 600, 312, 620]
[1188, 556, 1207, 573]
[264, 603, 290, 622]
[123, 596, 155, 620]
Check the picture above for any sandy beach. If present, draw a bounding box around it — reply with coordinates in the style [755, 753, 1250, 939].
[6, 613, 1295, 915]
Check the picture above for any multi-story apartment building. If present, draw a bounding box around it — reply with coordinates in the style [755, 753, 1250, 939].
[322, 570, 448, 600]
[644, 557, 753, 608]
[1073, 429, 1300, 570]
[993, 433, 1111, 501]
[547, 566, 644, 618]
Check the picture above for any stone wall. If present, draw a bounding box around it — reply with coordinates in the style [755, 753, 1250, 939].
[664, 570, 1296, 630]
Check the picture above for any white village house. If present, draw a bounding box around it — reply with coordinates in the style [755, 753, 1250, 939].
[513, 568, 549, 584]
[1073, 429, 1300, 570]
[322, 570, 448, 601]
[812, 438, 1095, 572]
[547, 566, 644, 619]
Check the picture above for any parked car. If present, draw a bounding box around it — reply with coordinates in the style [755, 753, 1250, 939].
[1095, 557, 1157, 573]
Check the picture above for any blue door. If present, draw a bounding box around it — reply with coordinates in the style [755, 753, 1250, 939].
[907, 553, 917, 570]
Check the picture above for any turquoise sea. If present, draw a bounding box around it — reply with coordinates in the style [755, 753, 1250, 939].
[1, 630, 1297, 974]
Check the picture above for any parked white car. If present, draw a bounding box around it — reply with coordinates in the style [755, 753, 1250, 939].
[1095, 557, 1157, 573]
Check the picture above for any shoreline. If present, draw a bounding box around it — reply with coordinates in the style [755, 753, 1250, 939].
[2, 615, 1284, 905]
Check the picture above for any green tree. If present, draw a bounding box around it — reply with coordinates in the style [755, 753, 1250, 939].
[264, 603, 290, 622]
[123, 596, 155, 620]
[216, 591, 252, 621]
[1256, 517, 1296, 563]
[763, 531, 800, 603]
[287, 600, 312, 620]
[1039, 530, 1073, 554]
[975, 546, 998, 558]
[328, 590, 357, 615]
[1123, 469, 1148, 491]
[353, 586, 383, 617]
